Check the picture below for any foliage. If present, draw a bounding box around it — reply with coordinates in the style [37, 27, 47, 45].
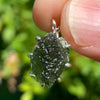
[0, 0, 100, 100]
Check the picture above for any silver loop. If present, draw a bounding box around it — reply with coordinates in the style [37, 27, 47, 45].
[52, 19, 60, 38]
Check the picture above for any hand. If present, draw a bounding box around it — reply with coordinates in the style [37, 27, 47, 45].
[33, 0, 100, 61]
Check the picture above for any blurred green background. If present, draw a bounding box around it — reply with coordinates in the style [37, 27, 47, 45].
[0, 0, 100, 100]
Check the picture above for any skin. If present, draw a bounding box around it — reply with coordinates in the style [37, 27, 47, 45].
[33, 0, 100, 61]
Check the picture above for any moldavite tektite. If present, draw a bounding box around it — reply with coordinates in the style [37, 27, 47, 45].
[28, 32, 70, 88]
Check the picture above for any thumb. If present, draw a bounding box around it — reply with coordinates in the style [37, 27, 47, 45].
[61, 0, 100, 61]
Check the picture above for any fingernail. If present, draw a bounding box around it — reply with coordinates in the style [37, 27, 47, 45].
[66, 0, 100, 47]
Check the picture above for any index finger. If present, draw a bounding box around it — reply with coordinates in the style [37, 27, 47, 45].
[33, 0, 67, 32]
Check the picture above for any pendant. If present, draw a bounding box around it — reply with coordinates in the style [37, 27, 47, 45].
[28, 20, 70, 88]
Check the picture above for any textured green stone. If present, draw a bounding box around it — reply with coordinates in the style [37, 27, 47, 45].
[29, 32, 69, 88]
